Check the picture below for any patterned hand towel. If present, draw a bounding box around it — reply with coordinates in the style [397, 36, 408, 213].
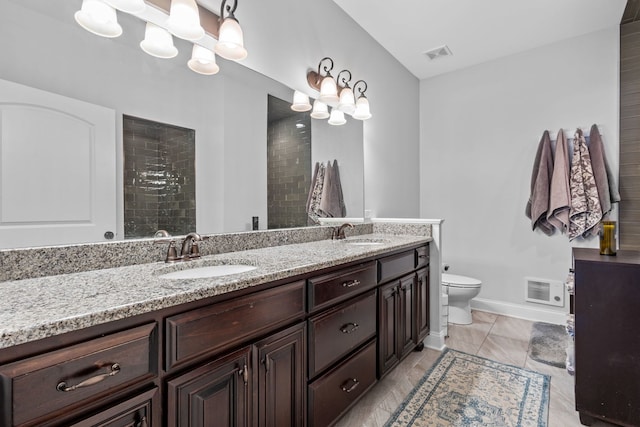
[569, 129, 602, 240]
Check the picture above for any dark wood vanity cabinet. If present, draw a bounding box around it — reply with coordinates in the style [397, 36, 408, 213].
[0, 242, 430, 427]
[376, 248, 430, 378]
[573, 248, 640, 427]
[167, 322, 306, 427]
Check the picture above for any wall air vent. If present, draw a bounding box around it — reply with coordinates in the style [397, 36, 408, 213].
[424, 45, 452, 61]
[525, 277, 564, 307]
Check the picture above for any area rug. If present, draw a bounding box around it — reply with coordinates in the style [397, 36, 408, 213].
[528, 322, 568, 369]
[384, 349, 550, 427]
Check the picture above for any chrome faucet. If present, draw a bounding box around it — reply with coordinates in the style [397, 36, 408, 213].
[333, 223, 354, 240]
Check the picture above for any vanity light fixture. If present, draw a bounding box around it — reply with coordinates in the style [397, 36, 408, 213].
[328, 108, 347, 126]
[167, 0, 205, 41]
[74, 0, 248, 76]
[336, 70, 355, 115]
[293, 57, 372, 123]
[310, 100, 330, 119]
[74, 0, 123, 38]
[188, 44, 220, 75]
[291, 90, 312, 112]
[140, 22, 178, 58]
[214, 0, 248, 61]
[352, 80, 372, 120]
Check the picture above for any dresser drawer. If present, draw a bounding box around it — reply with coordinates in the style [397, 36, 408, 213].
[308, 339, 377, 427]
[378, 250, 415, 283]
[415, 245, 429, 269]
[308, 261, 376, 312]
[69, 387, 158, 427]
[165, 280, 305, 370]
[308, 290, 377, 378]
[0, 323, 157, 427]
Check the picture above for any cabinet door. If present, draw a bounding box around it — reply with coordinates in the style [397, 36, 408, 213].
[415, 268, 430, 343]
[253, 323, 306, 427]
[167, 347, 251, 427]
[398, 275, 415, 359]
[377, 281, 399, 376]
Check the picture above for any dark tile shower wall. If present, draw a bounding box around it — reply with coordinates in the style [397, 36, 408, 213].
[267, 98, 311, 229]
[123, 115, 196, 238]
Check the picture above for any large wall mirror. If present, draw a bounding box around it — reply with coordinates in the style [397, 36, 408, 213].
[0, 0, 364, 249]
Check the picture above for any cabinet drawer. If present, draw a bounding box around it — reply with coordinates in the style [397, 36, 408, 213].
[415, 245, 429, 268]
[0, 323, 157, 427]
[165, 280, 305, 370]
[308, 290, 376, 378]
[69, 387, 158, 427]
[308, 339, 377, 427]
[378, 250, 415, 283]
[308, 261, 376, 312]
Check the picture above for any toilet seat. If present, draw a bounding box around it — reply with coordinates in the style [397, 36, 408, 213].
[442, 273, 482, 289]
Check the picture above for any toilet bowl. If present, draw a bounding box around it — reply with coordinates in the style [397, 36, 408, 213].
[442, 273, 482, 325]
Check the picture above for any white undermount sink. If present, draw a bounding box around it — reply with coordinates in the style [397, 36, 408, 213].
[158, 265, 257, 280]
[342, 238, 389, 246]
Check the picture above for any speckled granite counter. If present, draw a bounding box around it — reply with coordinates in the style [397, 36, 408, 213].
[0, 234, 431, 349]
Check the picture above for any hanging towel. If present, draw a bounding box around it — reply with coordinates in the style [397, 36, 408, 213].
[526, 130, 555, 235]
[319, 159, 346, 218]
[588, 124, 620, 212]
[547, 129, 571, 233]
[306, 161, 320, 214]
[307, 162, 326, 225]
[568, 129, 602, 240]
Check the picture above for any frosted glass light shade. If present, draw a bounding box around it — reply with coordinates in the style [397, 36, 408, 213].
[140, 22, 178, 58]
[167, 0, 205, 41]
[328, 109, 346, 126]
[310, 100, 330, 119]
[337, 86, 355, 115]
[188, 44, 220, 75]
[74, 0, 123, 38]
[291, 91, 312, 112]
[318, 75, 339, 104]
[353, 96, 372, 120]
[214, 18, 247, 61]
[103, 0, 145, 14]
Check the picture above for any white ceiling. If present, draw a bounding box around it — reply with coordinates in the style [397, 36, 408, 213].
[332, 0, 627, 80]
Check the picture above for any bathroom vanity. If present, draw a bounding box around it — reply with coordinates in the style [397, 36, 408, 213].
[0, 234, 430, 426]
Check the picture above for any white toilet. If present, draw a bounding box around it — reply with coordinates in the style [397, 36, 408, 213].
[442, 273, 482, 325]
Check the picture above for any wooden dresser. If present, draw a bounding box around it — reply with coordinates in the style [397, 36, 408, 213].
[573, 248, 640, 426]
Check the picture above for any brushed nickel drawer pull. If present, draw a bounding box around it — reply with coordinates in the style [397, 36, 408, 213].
[239, 364, 249, 385]
[418, 254, 428, 259]
[56, 363, 121, 392]
[342, 279, 361, 288]
[340, 322, 360, 334]
[340, 378, 360, 393]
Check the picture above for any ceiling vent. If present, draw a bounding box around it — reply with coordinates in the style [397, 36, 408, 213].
[424, 45, 452, 61]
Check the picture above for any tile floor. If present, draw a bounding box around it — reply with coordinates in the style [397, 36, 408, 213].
[334, 310, 616, 427]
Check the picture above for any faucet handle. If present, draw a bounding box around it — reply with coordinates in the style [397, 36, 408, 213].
[155, 239, 180, 263]
[189, 240, 201, 258]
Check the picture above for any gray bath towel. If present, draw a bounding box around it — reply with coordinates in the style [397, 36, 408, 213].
[526, 130, 555, 235]
[319, 160, 346, 218]
[547, 129, 571, 233]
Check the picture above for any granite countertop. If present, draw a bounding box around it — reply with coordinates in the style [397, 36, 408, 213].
[0, 234, 431, 349]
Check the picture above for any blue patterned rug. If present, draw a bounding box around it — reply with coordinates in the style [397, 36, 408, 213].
[384, 349, 550, 427]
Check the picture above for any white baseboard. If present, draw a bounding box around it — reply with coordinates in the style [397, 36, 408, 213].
[425, 331, 446, 351]
[470, 298, 568, 325]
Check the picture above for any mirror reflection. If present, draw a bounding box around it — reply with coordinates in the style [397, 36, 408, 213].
[0, 0, 364, 249]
